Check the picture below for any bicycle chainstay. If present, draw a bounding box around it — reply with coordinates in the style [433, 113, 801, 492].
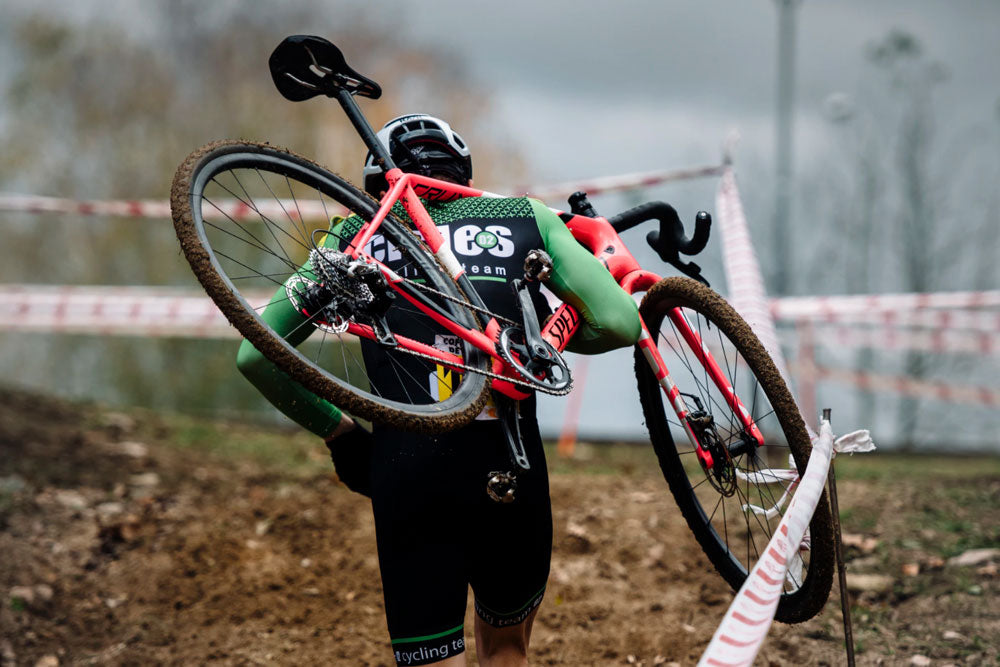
[396, 279, 572, 396]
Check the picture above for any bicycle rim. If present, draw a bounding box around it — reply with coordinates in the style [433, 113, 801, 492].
[171, 140, 489, 432]
[635, 277, 833, 623]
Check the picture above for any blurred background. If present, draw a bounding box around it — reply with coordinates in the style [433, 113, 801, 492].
[1, 0, 997, 450]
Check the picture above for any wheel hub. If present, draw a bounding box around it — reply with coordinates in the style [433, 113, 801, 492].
[687, 410, 737, 497]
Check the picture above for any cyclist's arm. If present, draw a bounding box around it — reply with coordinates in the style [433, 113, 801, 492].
[235, 221, 352, 438]
[528, 198, 641, 354]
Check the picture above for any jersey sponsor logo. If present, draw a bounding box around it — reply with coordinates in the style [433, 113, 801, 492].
[429, 335, 497, 420]
[395, 638, 464, 665]
[439, 224, 514, 258]
[474, 230, 499, 250]
[362, 234, 403, 263]
[361, 222, 514, 267]
[429, 335, 462, 402]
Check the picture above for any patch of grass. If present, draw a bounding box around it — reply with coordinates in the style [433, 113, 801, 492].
[832, 453, 1000, 481]
[140, 412, 329, 476]
[839, 505, 879, 532]
[9, 596, 26, 612]
[543, 441, 659, 476]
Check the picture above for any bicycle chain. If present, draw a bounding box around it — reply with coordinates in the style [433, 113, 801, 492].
[303, 255, 568, 394]
[400, 276, 518, 327]
[495, 326, 573, 394]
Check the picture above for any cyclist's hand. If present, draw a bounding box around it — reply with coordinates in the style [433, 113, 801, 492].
[325, 427, 374, 498]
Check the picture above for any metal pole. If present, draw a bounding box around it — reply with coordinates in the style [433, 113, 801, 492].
[823, 407, 856, 666]
[773, 0, 801, 295]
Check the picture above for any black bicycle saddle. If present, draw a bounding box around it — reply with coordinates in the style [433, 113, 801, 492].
[269, 35, 382, 101]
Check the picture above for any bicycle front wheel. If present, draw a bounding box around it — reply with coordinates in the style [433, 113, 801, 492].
[171, 140, 489, 433]
[634, 277, 833, 623]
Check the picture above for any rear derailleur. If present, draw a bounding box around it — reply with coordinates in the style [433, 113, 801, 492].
[286, 247, 397, 346]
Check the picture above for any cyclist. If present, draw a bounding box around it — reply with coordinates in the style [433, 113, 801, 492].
[237, 114, 641, 666]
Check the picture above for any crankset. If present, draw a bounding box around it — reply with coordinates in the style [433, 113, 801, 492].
[485, 392, 531, 504]
[497, 274, 572, 393]
[496, 326, 572, 393]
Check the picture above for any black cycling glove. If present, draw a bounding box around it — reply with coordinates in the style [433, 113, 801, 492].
[325, 426, 374, 498]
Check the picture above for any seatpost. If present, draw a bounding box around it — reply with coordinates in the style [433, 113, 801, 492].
[335, 88, 396, 174]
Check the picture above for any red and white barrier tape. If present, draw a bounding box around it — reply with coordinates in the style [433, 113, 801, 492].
[0, 285, 267, 339]
[801, 364, 1000, 408]
[698, 419, 836, 667]
[804, 322, 999, 355]
[521, 164, 726, 200]
[771, 291, 1000, 319]
[0, 165, 725, 222]
[0, 194, 340, 221]
[779, 307, 1000, 333]
[715, 167, 811, 435]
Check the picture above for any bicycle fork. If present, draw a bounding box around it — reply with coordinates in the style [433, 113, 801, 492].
[637, 311, 764, 470]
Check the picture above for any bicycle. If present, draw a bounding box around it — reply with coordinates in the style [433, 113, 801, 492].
[169, 34, 833, 623]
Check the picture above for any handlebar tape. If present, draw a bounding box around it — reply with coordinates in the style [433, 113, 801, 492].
[607, 202, 711, 257]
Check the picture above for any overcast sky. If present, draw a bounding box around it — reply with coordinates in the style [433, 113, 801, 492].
[6, 0, 998, 184]
[357, 0, 1000, 183]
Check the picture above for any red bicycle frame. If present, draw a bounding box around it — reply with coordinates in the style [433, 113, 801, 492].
[340, 168, 764, 463]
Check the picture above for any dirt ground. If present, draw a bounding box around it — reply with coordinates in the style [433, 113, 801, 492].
[1, 388, 997, 666]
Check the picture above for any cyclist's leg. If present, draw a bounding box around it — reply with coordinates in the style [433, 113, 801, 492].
[371, 428, 471, 666]
[467, 411, 552, 665]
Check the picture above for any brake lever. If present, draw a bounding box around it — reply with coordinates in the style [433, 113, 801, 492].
[645, 231, 710, 286]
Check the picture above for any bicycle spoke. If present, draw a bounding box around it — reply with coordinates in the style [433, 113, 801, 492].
[384, 353, 420, 405]
[202, 201, 302, 273]
[229, 170, 299, 267]
[209, 173, 313, 259]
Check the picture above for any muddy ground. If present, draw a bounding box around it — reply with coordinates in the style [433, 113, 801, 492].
[1, 388, 997, 666]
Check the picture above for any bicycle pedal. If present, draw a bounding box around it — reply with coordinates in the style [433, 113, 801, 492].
[523, 249, 553, 281]
[486, 471, 517, 503]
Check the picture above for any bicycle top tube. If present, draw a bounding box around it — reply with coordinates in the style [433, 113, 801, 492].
[347, 170, 663, 298]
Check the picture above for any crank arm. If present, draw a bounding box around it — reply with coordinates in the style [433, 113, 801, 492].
[511, 279, 555, 366]
[494, 391, 531, 471]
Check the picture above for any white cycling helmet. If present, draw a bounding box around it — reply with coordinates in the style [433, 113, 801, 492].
[362, 114, 472, 196]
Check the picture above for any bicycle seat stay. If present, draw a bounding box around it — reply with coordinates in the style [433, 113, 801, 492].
[269, 35, 382, 101]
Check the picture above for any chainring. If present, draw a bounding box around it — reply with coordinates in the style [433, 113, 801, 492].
[496, 325, 572, 393]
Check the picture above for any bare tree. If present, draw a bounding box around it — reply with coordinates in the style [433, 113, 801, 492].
[0, 7, 525, 414]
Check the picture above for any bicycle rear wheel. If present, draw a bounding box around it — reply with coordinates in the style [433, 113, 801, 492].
[171, 140, 489, 433]
[634, 277, 833, 623]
